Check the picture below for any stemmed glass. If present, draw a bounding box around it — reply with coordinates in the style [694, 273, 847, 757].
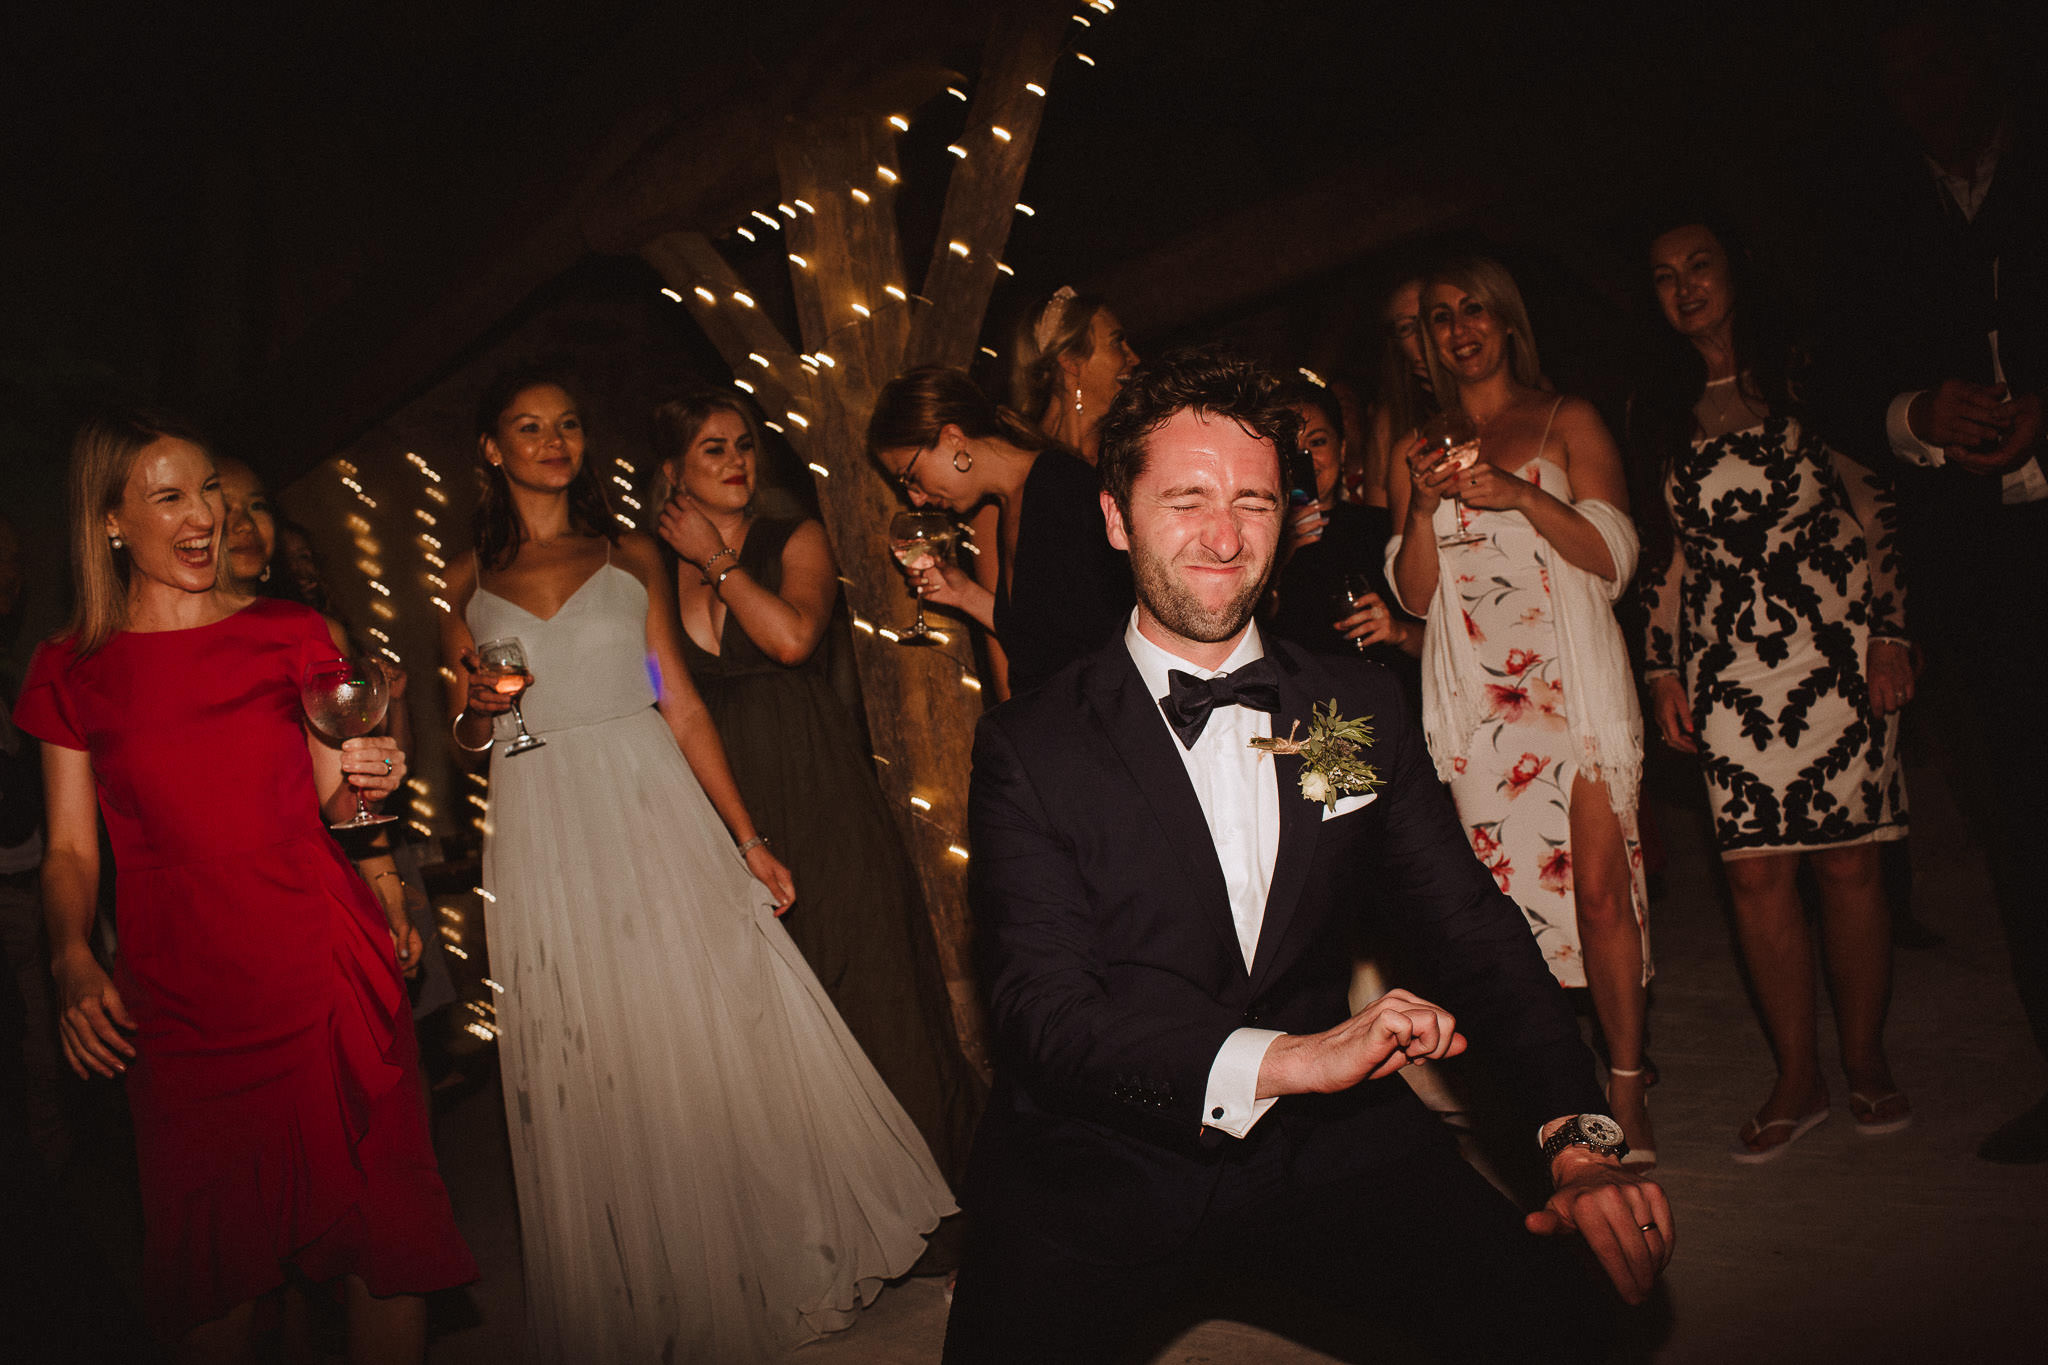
[300, 655, 400, 829]
[474, 637, 547, 755]
[888, 511, 957, 647]
[1328, 572, 1379, 654]
[1416, 410, 1485, 547]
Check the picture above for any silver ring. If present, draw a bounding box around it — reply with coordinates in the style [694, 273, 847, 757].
[382, 757, 393, 773]
[1639, 1222, 1656, 1233]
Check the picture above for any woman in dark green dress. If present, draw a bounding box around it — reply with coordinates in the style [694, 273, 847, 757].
[650, 393, 983, 1189]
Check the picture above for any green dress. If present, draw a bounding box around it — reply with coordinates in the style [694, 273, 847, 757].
[679, 517, 983, 1184]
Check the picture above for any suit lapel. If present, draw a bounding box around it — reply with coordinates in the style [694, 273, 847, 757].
[1086, 649, 1243, 976]
[1249, 649, 1325, 994]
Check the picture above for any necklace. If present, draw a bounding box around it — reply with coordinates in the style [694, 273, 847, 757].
[1700, 375, 1750, 433]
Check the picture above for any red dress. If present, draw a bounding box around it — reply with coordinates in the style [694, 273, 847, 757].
[14, 598, 475, 1336]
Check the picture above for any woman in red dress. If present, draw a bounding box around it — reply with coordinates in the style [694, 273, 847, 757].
[13, 411, 475, 1360]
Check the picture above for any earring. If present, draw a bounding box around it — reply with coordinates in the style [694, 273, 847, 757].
[259, 563, 272, 583]
[952, 447, 974, 473]
[1074, 385, 1084, 416]
[109, 534, 124, 549]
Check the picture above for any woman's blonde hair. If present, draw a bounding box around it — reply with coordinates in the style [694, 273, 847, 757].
[61, 408, 219, 660]
[1421, 256, 1550, 407]
[1008, 287, 1108, 421]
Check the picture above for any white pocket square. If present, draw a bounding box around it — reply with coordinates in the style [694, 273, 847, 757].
[1321, 791, 1379, 821]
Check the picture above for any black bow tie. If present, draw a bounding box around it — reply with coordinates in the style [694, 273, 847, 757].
[1160, 659, 1281, 748]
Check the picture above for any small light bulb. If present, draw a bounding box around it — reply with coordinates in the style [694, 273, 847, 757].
[748, 352, 771, 367]
[808, 461, 830, 478]
[885, 284, 908, 300]
[1015, 202, 1035, 215]
[732, 291, 756, 308]
[1026, 82, 1046, 96]
[693, 286, 716, 304]
[750, 210, 780, 229]
[776, 203, 797, 219]
[996, 261, 1015, 276]
[850, 188, 871, 204]
[979, 346, 998, 358]
[1077, 52, 1095, 65]
[877, 165, 899, 183]
[734, 379, 756, 394]
[793, 198, 814, 214]
[765, 420, 785, 434]
[948, 240, 970, 257]
[946, 144, 967, 159]
[659, 286, 682, 302]
[991, 126, 1012, 142]
[785, 412, 810, 429]
[910, 796, 932, 811]
[788, 253, 809, 268]
[947, 86, 967, 101]
[888, 115, 909, 131]
[814, 352, 835, 367]
[736, 226, 757, 242]
[852, 302, 871, 318]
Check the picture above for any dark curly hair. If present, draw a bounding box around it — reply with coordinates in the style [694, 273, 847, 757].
[1097, 345, 1302, 518]
[471, 362, 621, 571]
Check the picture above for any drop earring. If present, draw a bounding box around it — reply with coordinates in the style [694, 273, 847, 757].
[109, 534, 124, 549]
[1074, 385, 1084, 416]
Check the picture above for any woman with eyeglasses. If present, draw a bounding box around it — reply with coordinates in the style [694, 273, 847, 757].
[866, 367, 1132, 695]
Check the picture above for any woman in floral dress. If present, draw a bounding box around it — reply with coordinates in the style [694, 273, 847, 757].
[1636, 221, 1914, 1161]
[1387, 256, 1654, 1163]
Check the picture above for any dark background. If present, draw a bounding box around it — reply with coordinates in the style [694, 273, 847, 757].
[4, 0, 2043, 656]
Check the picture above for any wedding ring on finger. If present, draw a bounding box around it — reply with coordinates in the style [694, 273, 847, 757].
[1639, 1223, 1657, 1233]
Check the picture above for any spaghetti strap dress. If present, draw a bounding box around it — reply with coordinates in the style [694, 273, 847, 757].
[467, 554, 954, 1363]
[1430, 404, 1651, 988]
[13, 598, 475, 1338]
[678, 516, 983, 1186]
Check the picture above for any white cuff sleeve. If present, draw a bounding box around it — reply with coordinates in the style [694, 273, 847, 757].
[1202, 1028, 1285, 1138]
[1885, 391, 1947, 467]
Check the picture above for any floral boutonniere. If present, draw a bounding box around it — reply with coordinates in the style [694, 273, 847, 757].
[1249, 699, 1382, 811]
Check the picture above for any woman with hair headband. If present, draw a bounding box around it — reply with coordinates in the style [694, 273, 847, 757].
[1387, 256, 1656, 1166]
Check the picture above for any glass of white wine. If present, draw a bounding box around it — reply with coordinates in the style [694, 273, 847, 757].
[1416, 410, 1485, 547]
[888, 511, 956, 647]
[300, 655, 400, 829]
[474, 637, 546, 755]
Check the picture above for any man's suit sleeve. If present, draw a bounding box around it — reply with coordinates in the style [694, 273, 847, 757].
[1360, 676, 1609, 1127]
[969, 712, 1242, 1147]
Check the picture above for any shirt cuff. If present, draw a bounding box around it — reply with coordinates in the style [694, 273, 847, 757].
[1202, 1028, 1285, 1138]
[1886, 391, 1947, 467]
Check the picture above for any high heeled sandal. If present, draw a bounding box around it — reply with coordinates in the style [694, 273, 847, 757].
[1607, 1066, 1658, 1167]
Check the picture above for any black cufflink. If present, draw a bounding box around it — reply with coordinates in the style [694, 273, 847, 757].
[1212, 1106, 1224, 1119]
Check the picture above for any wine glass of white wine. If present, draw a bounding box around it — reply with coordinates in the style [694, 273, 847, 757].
[300, 655, 399, 829]
[888, 511, 957, 647]
[474, 637, 547, 755]
[1416, 410, 1486, 547]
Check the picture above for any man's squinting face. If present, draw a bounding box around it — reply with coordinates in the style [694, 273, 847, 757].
[1103, 409, 1283, 649]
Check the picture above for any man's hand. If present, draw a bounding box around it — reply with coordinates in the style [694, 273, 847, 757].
[1909, 379, 2014, 453]
[1949, 393, 2041, 475]
[1257, 988, 1467, 1098]
[1525, 1150, 1673, 1305]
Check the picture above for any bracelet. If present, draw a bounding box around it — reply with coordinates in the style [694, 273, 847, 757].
[371, 870, 402, 884]
[699, 547, 738, 583]
[710, 563, 741, 592]
[737, 835, 770, 856]
[451, 713, 494, 752]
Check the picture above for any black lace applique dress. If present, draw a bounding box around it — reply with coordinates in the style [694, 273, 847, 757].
[1642, 416, 1909, 857]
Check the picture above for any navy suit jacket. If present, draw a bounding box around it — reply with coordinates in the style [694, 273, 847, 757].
[964, 633, 1606, 1263]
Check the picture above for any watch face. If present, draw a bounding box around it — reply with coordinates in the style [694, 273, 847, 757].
[1580, 1114, 1625, 1147]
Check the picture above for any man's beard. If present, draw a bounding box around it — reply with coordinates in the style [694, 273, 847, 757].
[1129, 540, 1270, 645]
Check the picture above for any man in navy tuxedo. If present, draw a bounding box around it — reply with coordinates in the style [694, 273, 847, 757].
[938, 348, 1671, 1363]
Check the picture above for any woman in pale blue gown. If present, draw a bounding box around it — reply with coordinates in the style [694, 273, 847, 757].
[440, 366, 953, 1363]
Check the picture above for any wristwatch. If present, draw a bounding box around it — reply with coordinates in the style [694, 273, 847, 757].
[1540, 1113, 1629, 1163]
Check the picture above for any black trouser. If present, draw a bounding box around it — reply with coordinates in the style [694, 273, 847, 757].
[1915, 499, 2048, 1062]
[943, 1138, 1617, 1365]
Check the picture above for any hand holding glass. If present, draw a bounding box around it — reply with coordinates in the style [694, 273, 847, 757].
[1329, 572, 1380, 653]
[888, 511, 957, 647]
[1414, 411, 1485, 547]
[474, 637, 546, 755]
[300, 656, 399, 828]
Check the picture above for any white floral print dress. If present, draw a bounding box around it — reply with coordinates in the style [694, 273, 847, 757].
[1440, 456, 1651, 988]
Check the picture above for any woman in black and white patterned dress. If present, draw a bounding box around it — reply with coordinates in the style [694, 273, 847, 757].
[1635, 222, 1917, 1162]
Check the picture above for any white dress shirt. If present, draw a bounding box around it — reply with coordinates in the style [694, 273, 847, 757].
[1886, 130, 2048, 504]
[1121, 612, 1285, 1138]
